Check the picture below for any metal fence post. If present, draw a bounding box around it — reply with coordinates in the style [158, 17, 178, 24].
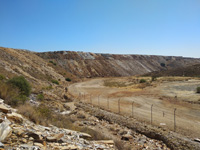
[90, 94, 92, 104]
[98, 95, 100, 107]
[107, 97, 109, 110]
[151, 104, 153, 125]
[118, 99, 120, 114]
[174, 108, 177, 132]
[79, 92, 81, 100]
[132, 101, 134, 117]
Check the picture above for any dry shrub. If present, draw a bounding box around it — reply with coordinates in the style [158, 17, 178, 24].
[17, 104, 51, 126]
[18, 103, 109, 140]
[0, 81, 19, 105]
[114, 139, 131, 150]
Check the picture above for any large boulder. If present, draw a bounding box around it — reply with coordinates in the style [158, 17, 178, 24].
[46, 133, 64, 142]
[0, 118, 12, 142]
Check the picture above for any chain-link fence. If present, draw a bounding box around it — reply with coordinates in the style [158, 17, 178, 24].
[77, 92, 200, 137]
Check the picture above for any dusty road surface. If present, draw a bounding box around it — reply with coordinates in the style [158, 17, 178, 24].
[68, 77, 200, 138]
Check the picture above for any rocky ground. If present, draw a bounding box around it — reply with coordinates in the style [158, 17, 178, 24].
[0, 95, 172, 150]
[72, 104, 170, 150]
[0, 98, 115, 150]
[74, 102, 200, 150]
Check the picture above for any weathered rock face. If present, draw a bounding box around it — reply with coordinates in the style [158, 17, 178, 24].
[37, 51, 200, 78]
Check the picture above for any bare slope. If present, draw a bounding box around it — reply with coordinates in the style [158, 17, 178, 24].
[37, 51, 200, 78]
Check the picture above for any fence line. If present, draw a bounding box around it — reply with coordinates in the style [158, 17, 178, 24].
[77, 93, 200, 135]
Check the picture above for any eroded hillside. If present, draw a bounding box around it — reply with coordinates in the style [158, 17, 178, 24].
[37, 51, 200, 78]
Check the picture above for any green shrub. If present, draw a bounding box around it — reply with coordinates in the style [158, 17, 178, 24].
[65, 78, 71, 82]
[37, 93, 44, 101]
[139, 79, 146, 83]
[0, 74, 5, 80]
[49, 60, 56, 66]
[51, 79, 59, 85]
[197, 87, 200, 93]
[0, 80, 29, 106]
[8, 76, 31, 96]
[160, 63, 166, 67]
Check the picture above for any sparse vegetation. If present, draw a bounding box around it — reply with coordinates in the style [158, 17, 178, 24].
[51, 79, 59, 85]
[65, 77, 72, 82]
[151, 76, 157, 81]
[197, 87, 200, 93]
[0, 74, 5, 80]
[49, 60, 57, 66]
[18, 103, 109, 140]
[139, 79, 146, 83]
[42, 85, 53, 90]
[37, 93, 44, 101]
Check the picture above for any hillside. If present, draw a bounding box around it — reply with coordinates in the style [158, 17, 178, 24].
[145, 64, 200, 77]
[37, 51, 200, 78]
[0, 47, 77, 89]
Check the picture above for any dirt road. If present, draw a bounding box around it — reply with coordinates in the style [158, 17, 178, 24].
[68, 77, 200, 138]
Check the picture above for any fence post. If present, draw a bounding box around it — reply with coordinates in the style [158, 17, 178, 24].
[151, 104, 153, 125]
[118, 99, 120, 114]
[79, 92, 81, 100]
[132, 101, 134, 117]
[90, 94, 92, 104]
[107, 97, 109, 110]
[174, 108, 177, 132]
[98, 95, 100, 107]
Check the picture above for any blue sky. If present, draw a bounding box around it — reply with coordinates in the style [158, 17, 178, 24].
[0, 0, 200, 57]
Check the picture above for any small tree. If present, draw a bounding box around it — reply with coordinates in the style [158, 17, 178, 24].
[65, 78, 71, 82]
[160, 63, 166, 67]
[197, 87, 200, 93]
[139, 79, 146, 83]
[51, 79, 59, 85]
[8, 76, 31, 96]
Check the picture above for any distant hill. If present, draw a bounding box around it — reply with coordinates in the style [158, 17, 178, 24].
[1, 47, 200, 80]
[36, 51, 200, 78]
[144, 64, 200, 77]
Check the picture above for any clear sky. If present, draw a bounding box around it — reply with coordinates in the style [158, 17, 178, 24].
[0, 0, 200, 57]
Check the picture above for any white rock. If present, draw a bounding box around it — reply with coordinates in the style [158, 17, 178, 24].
[0, 118, 12, 142]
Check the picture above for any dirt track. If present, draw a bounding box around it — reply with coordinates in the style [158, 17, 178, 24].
[68, 77, 200, 138]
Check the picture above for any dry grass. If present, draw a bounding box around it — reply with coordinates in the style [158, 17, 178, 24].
[114, 139, 132, 150]
[18, 103, 109, 140]
[0, 81, 20, 105]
